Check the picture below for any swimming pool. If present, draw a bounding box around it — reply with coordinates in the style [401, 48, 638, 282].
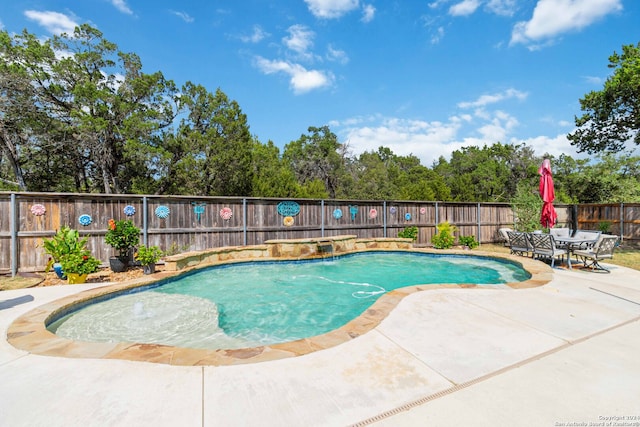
[48, 252, 530, 350]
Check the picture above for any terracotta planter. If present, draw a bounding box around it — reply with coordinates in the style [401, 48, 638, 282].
[142, 264, 156, 275]
[67, 273, 88, 284]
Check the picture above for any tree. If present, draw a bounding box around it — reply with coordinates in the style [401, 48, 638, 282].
[156, 84, 253, 196]
[283, 126, 346, 198]
[0, 25, 178, 193]
[568, 42, 640, 154]
[250, 139, 302, 197]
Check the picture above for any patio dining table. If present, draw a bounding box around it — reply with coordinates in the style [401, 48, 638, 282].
[553, 236, 599, 269]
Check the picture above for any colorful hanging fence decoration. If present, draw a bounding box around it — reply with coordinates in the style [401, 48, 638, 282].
[420, 207, 426, 215]
[389, 206, 397, 215]
[220, 207, 233, 221]
[283, 216, 294, 226]
[155, 205, 170, 219]
[30, 204, 46, 216]
[369, 208, 378, 219]
[405, 213, 412, 221]
[333, 208, 343, 219]
[123, 205, 136, 216]
[191, 202, 206, 222]
[78, 214, 92, 226]
[349, 205, 358, 221]
[277, 201, 300, 217]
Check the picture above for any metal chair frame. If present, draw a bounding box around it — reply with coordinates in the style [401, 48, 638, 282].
[573, 235, 619, 273]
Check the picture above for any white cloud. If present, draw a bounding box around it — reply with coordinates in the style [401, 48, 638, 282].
[458, 88, 528, 109]
[510, 0, 622, 47]
[254, 56, 334, 94]
[431, 27, 445, 44]
[304, 0, 360, 19]
[485, 0, 517, 16]
[449, 0, 481, 16]
[334, 115, 467, 165]
[170, 11, 194, 23]
[518, 134, 584, 159]
[283, 25, 316, 60]
[240, 25, 269, 43]
[110, 0, 133, 15]
[326, 45, 349, 64]
[24, 10, 78, 35]
[361, 4, 376, 22]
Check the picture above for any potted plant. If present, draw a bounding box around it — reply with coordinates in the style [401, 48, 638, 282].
[105, 219, 140, 272]
[134, 245, 163, 274]
[42, 226, 89, 279]
[59, 252, 101, 284]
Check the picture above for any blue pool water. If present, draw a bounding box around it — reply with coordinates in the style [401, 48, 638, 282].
[49, 252, 529, 350]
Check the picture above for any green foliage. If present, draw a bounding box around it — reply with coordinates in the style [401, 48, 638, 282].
[59, 252, 101, 275]
[105, 219, 140, 255]
[134, 245, 163, 266]
[283, 126, 345, 199]
[511, 182, 543, 232]
[458, 235, 479, 249]
[568, 42, 640, 154]
[433, 143, 538, 202]
[598, 221, 612, 233]
[398, 226, 419, 241]
[432, 221, 457, 249]
[42, 227, 89, 264]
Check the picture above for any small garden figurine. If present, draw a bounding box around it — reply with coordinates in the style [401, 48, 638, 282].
[134, 245, 163, 274]
[105, 219, 140, 271]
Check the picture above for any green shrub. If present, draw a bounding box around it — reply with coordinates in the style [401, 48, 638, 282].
[432, 221, 457, 249]
[398, 226, 418, 241]
[459, 235, 479, 249]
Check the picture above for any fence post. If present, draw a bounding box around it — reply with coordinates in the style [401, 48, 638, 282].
[477, 202, 481, 245]
[243, 198, 247, 246]
[383, 201, 387, 237]
[10, 193, 17, 277]
[321, 199, 325, 237]
[620, 202, 624, 243]
[142, 196, 148, 246]
[435, 201, 439, 227]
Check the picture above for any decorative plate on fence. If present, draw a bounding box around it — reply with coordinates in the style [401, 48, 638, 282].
[349, 205, 359, 221]
[333, 208, 343, 219]
[192, 203, 206, 221]
[369, 208, 378, 219]
[283, 216, 294, 226]
[405, 213, 412, 221]
[420, 207, 426, 215]
[155, 205, 170, 219]
[78, 214, 92, 226]
[124, 205, 136, 216]
[220, 207, 233, 220]
[30, 204, 46, 216]
[277, 201, 300, 217]
[389, 206, 397, 214]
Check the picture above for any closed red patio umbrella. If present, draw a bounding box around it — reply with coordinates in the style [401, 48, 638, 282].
[539, 158, 557, 228]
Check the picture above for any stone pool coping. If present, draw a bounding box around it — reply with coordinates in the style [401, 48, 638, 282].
[7, 244, 552, 366]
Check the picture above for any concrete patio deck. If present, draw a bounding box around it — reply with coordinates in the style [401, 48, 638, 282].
[1, 261, 639, 426]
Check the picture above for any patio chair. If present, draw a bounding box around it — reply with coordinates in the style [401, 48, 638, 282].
[549, 227, 571, 239]
[529, 233, 567, 268]
[506, 231, 533, 257]
[572, 234, 619, 273]
[571, 230, 601, 249]
[498, 227, 513, 247]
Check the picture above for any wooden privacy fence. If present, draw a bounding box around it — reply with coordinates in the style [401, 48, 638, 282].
[1, 192, 638, 275]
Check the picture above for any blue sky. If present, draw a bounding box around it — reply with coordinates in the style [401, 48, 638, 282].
[1, 0, 637, 166]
